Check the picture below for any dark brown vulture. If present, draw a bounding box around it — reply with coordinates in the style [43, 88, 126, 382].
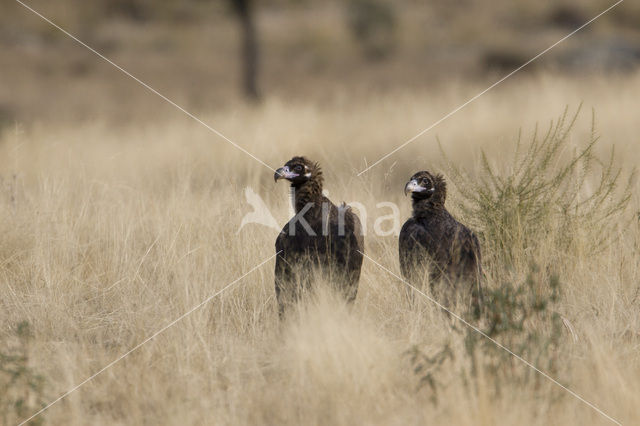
[273, 156, 364, 317]
[399, 171, 483, 313]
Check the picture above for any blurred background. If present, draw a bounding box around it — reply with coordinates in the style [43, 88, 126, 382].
[1, 0, 639, 127]
[1, 4, 640, 424]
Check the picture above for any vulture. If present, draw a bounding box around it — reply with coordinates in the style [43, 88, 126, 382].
[399, 171, 483, 313]
[273, 156, 364, 317]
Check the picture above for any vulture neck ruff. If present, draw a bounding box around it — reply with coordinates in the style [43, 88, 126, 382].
[411, 196, 445, 217]
[290, 174, 324, 214]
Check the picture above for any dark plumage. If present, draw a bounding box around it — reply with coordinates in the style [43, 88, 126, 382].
[273, 156, 364, 317]
[399, 171, 483, 312]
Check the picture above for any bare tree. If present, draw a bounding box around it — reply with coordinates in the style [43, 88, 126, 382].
[230, 0, 260, 101]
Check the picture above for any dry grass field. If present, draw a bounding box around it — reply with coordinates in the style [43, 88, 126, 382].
[2, 2, 640, 425]
[1, 70, 639, 425]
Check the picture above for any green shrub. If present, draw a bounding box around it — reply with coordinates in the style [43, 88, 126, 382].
[443, 106, 634, 270]
[461, 265, 564, 396]
[1, 321, 47, 426]
[407, 265, 565, 403]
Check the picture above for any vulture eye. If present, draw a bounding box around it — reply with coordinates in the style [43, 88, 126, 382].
[294, 165, 303, 172]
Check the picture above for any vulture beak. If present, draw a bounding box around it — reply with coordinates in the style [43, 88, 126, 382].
[404, 179, 425, 196]
[274, 166, 299, 182]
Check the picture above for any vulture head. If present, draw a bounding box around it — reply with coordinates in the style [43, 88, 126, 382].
[274, 156, 322, 187]
[404, 171, 447, 205]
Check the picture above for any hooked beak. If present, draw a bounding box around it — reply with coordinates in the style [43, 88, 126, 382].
[404, 179, 424, 196]
[274, 166, 299, 182]
[404, 179, 435, 196]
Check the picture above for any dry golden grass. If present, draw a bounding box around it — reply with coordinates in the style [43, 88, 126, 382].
[1, 73, 639, 425]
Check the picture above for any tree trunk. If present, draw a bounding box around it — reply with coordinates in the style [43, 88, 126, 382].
[232, 0, 260, 101]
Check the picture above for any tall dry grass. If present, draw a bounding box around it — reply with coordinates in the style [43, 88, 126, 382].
[1, 73, 639, 425]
